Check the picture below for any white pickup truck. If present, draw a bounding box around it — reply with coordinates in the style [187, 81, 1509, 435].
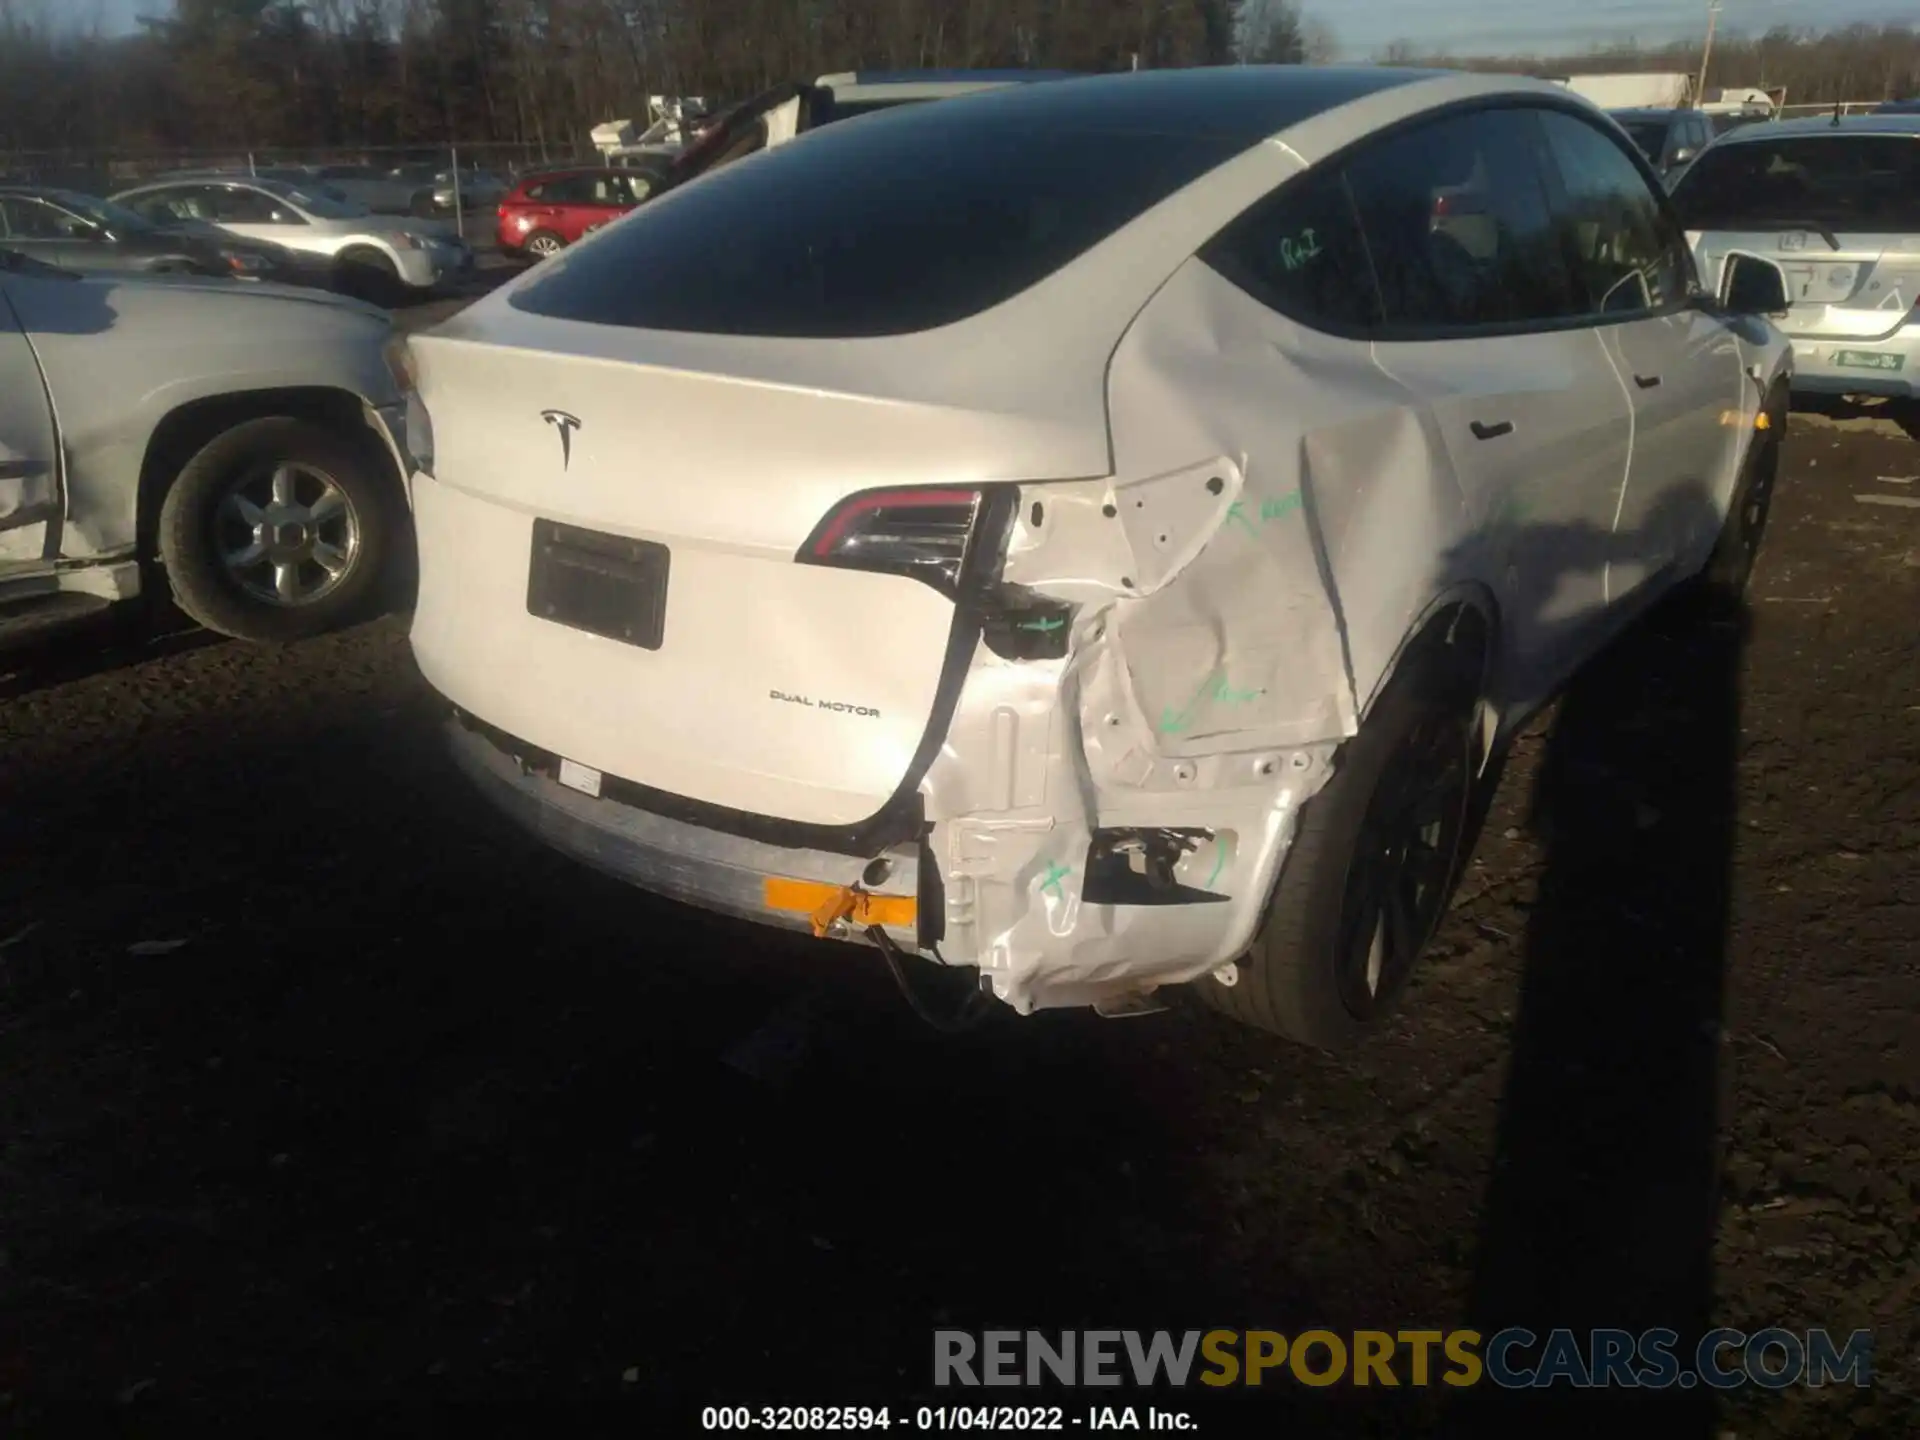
[0, 253, 411, 647]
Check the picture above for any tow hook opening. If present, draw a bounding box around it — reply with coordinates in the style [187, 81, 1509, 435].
[1082, 827, 1232, 906]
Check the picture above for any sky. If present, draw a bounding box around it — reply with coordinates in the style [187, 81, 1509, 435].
[86, 0, 1920, 60]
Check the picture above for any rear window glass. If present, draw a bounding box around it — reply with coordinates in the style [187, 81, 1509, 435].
[1672, 134, 1920, 231]
[509, 106, 1246, 337]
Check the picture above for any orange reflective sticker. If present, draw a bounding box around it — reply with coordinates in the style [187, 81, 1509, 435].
[763, 878, 916, 936]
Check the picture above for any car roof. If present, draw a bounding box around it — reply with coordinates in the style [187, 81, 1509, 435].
[1712, 113, 1920, 143]
[811, 65, 1448, 141]
[1609, 107, 1688, 120]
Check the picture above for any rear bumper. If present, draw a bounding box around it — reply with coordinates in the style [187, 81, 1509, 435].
[1787, 331, 1920, 399]
[447, 715, 923, 949]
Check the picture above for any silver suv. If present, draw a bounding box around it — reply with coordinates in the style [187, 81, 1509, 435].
[1672, 114, 1920, 399]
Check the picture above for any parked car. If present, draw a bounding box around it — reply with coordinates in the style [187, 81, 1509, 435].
[109, 176, 470, 303]
[403, 68, 1791, 1045]
[1671, 114, 1920, 400]
[149, 166, 352, 205]
[0, 186, 304, 283]
[650, 69, 1084, 196]
[1609, 105, 1715, 182]
[0, 253, 411, 645]
[430, 168, 509, 213]
[313, 163, 444, 216]
[495, 168, 656, 259]
[1874, 99, 1920, 115]
[1708, 110, 1770, 138]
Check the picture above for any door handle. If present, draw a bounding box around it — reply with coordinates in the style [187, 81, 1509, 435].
[1470, 420, 1513, 441]
[1635, 373, 1663, 389]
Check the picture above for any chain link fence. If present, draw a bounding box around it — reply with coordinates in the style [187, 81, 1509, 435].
[0, 141, 599, 247]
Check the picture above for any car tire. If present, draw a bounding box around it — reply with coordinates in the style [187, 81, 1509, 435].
[410, 191, 437, 218]
[335, 245, 402, 305]
[156, 416, 401, 644]
[1699, 385, 1785, 598]
[1198, 633, 1483, 1048]
[524, 230, 565, 261]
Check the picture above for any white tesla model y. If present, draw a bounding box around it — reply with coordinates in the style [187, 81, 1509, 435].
[402, 67, 1791, 1046]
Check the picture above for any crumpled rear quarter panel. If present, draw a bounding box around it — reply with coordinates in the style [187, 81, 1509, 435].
[923, 258, 1478, 1012]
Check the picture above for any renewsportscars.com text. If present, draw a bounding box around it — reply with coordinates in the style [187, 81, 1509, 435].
[934, 1328, 1872, 1390]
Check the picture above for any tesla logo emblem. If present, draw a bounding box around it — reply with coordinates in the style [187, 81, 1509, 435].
[541, 410, 581, 470]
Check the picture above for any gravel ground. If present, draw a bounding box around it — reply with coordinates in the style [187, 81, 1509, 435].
[0, 381, 1914, 1432]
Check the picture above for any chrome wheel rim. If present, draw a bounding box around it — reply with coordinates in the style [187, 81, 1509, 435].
[216, 462, 360, 607]
[1334, 710, 1474, 1020]
[528, 235, 562, 258]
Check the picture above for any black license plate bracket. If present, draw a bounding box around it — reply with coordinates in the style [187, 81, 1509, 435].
[526, 520, 669, 650]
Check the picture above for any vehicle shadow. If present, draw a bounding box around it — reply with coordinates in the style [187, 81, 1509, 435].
[0, 269, 119, 334]
[0, 653, 1353, 1424]
[0, 613, 218, 701]
[1451, 485, 1752, 1433]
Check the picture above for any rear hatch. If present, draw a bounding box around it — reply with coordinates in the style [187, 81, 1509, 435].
[407, 90, 1270, 830]
[407, 311, 1108, 830]
[1674, 130, 1920, 341]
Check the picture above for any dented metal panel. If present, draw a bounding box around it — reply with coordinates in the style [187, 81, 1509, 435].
[0, 271, 400, 564]
[922, 256, 1435, 1011]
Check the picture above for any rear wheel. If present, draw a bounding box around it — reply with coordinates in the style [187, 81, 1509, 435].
[410, 190, 438, 218]
[1200, 633, 1483, 1048]
[524, 230, 565, 261]
[156, 416, 401, 644]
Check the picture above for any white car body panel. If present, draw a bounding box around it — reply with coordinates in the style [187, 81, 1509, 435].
[0, 268, 404, 588]
[408, 69, 1792, 1015]
[0, 298, 59, 570]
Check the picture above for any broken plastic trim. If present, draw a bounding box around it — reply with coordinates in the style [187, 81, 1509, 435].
[1081, 827, 1228, 906]
[981, 587, 1075, 660]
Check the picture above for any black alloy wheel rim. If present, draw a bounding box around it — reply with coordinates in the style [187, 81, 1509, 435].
[1333, 708, 1475, 1020]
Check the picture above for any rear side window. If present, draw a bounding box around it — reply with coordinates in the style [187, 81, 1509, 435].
[1201, 168, 1382, 330]
[1671, 134, 1920, 232]
[528, 175, 593, 204]
[1343, 108, 1583, 332]
[510, 107, 1245, 337]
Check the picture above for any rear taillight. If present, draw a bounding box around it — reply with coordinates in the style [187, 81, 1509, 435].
[798, 486, 984, 594]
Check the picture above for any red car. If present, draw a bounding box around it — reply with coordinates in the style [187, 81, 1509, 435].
[495, 168, 661, 260]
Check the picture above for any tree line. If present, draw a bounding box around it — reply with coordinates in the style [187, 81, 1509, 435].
[1390, 23, 1920, 112]
[0, 0, 1914, 167]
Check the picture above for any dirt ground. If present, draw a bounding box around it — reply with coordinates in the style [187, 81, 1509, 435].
[0, 406, 1914, 1434]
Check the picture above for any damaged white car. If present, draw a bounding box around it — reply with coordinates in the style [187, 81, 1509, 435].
[403, 68, 1792, 1045]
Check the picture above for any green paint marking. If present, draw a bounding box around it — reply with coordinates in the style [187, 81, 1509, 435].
[1260, 491, 1303, 523]
[1017, 615, 1065, 633]
[1205, 837, 1227, 890]
[1157, 669, 1265, 735]
[1038, 861, 1072, 897]
[1230, 492, 1304, 540]
[1277, 228, 1324, 272]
